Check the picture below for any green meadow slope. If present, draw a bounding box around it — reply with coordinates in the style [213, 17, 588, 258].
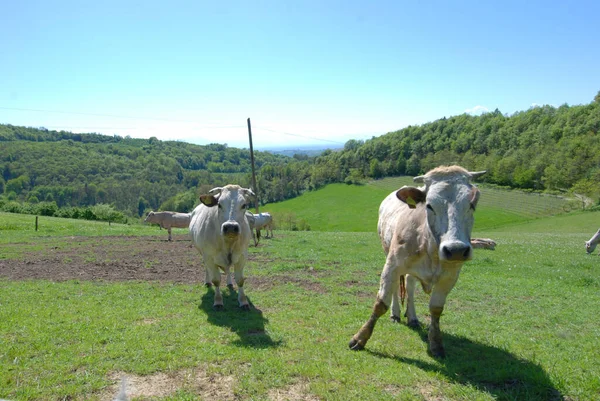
[265, 177, 581, 233]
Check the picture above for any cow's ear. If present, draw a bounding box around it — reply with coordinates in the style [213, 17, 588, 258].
[396, 186, 426, 209]
[199, 194, 219, 207]
[469, 187, 481, 210]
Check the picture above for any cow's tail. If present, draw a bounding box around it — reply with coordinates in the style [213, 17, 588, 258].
[399, 274, 406, 306]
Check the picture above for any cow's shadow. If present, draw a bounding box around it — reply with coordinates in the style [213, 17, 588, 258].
[367, 324, 563, 400]
[199, 287, 282, 349]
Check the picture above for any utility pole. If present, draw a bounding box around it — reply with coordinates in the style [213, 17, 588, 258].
[247, 118, 259, 213]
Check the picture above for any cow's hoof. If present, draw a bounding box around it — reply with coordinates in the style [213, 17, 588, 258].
[407, 319, 420, 328]
[227, 284, 235, 291]
[348, 338, 365, 351]
[213, 304, 224, 311]
[390, 315, 401, 323]
[205, 283, 212, 288]
[429, 346, 446, 359]
[240, 304, 250, 311]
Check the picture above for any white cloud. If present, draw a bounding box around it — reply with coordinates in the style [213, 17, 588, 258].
[465, 105, 489, 115]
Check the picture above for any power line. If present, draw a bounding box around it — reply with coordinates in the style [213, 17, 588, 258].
[254, 126, 346, 145]
[0, 106, 243, 128]
[0, 105, 383, 145]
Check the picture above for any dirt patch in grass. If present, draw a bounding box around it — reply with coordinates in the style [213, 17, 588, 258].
[101, 367, 236, 401]
[267, 381, 320, 401]
[0, 235, 327, 295]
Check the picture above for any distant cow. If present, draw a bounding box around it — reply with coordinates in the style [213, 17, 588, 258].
[245, 211, 258, 246]
[349, 165, 486, 358]
[585, 229, 600, 254]
[189, 185, 255, 310]
[144, 211, 191, 241]
[253, 212, 274, 241]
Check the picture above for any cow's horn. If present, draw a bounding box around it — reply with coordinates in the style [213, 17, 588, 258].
[244, 188, 256, 198]
[413, 175, 425, 183]
[469, 171, 487, 179]
[208, 187, 223, 195]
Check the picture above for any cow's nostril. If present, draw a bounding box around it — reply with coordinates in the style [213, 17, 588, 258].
[463, 247, 471, 258]
[442, 246, 452, 259]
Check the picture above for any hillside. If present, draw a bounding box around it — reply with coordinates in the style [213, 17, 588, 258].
[265, 177, 577, 232]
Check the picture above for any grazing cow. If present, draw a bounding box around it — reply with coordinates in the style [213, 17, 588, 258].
[585, 229, 600, 254]
[189, 185, 255, 310]
[253, 212, 274, 241]
[144, 211, 191, 241]
[245, 211, 258, 246]
[349, 166, 486, 358]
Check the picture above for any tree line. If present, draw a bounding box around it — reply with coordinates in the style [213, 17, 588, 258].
[1, 90, 599, 220]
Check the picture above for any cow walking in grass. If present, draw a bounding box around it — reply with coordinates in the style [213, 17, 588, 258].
[144, 211, 191, 241]
[253, 212, 274, 242]
[349, 165, 486, 358]
[245, 211, 258, 246]
[189, 185, 255, 310]
[585, 229, 600, 254]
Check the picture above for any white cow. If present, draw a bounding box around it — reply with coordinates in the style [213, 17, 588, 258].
[189, 185, 255, 310]
[253, 212, 274, 241]
[245, 211, 258, 246]
[144, 211, 191, 241]
[349, 165, 486, 358]
[585, 229, 600, 254]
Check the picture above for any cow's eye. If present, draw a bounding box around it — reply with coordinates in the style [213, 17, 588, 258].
[217, 203, 222, 209]
[426, 204, 435, 213]
[241, 203, 248, 210]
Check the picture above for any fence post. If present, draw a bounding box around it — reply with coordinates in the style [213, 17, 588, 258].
[35, 216, 38, 231]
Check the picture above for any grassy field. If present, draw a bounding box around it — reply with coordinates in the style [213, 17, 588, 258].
[264, 177, 575, 232]
[1, 189, 600, 400]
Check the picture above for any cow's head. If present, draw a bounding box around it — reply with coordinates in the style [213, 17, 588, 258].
[200, 185, 256, 239]
[585, 229, 600, 254]
[143, 211, 155, 223]
[396, 166, 486, 263]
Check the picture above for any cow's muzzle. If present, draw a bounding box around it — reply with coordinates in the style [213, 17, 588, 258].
[440, 242, 472, 261]
[222, 221, 241, 237]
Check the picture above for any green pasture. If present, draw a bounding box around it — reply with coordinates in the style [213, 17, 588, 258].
[0, 213, 186, 245]
[265, 177, 575, 232]
[1, 185, 600, 400]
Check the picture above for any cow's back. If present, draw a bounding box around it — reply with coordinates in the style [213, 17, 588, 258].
[170, 212, 191, 228]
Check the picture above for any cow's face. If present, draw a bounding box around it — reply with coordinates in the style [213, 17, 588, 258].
[200, 185, 255, 239]
[586, 240, 597, 254]
[397, 179, 480, 263]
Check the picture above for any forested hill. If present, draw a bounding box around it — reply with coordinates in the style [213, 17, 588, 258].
[0, 125, 312, 217]
[316, 92, 600, 195]
[1, 91, 599, 219]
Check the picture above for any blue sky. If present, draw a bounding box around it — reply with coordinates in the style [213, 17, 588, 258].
[1, 1, 599, 149]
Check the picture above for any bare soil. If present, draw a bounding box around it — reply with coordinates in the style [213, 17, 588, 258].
[0, 235, 328, 294]
[1, 235, 212, 283]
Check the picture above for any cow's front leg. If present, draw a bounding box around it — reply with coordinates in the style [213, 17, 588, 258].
[167, 227, 172, 241]
[405, 275, 420, 328]
[207, 264, 224, 310]
[234, 266, 249, 310]
[349, 260, 398, 350]
[225, 268, 235, 291]
[428, 267, 461, 358]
